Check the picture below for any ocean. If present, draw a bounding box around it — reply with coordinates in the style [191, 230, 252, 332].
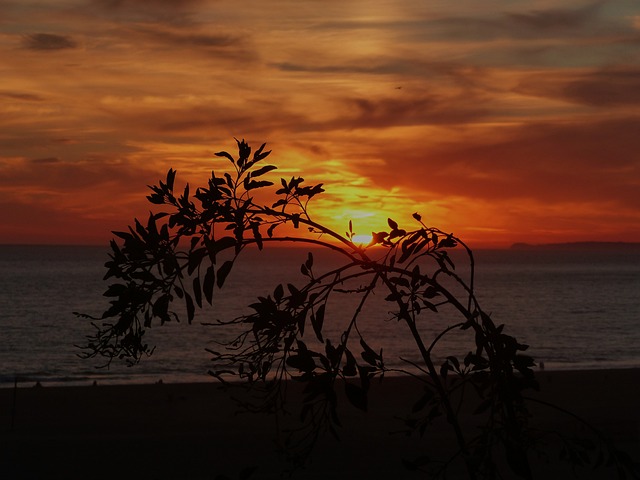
[1, 244, 639, 387]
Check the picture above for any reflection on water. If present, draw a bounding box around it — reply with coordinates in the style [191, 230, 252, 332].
[0, 244, 639, 386]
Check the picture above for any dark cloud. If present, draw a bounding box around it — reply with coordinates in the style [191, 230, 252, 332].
[32, 157, 60, 164]
[409, 2, 607, 43]
[148, 93, 489, 136]
[506, 2, 602, 31]
[0, 133, 80, 151]
[180, 33, 236, 48]
[305, 94, 489, 132]
[100, 90, 490, 141]
[95, 0, 204, 8]
[516, 67, 640, 106]
[23, 33, 77, 50]
[563, 69, 640, 106]
[0, 91, 45, 101]
[271, 60, 486, 86]
[351, 96, 485, 128]
[153, 106, 306, 138]
[612, 33, 640, 45]
[0, 157, 159, 192]
[91, 0, 207, 26]
[133, 25, 241, 49]
[273, 61, 393, 75]
[363, 117, 640, 209]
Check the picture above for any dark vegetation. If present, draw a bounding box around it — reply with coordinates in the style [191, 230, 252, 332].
[78, 139, 637, 479]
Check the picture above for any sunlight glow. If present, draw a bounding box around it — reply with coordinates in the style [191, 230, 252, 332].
[2, 1, 639, 246]
[351, 234, 374, 245]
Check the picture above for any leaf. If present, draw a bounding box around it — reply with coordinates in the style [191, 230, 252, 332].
[388, 218, 398, 230]
[286, 350, 315, 373]
[274, 283, 284, 302]
[398, 243, 415, 264]
[216, 260, 234, 288]
[203, 266, 215, 304]
[193, 276, 203, 308]
[311, 304, 325, 343]
[384, 291, 402, 302]
[412, 388, 435, 413]
[152, 294, 170, 321]
[446, 355, 460, 372]
[343, 349, 357, 377]
[278, 177, 288, 193]
[182, 183, 190, 203]
[236, 137, 251, 165]
[369, 231, 388, 246]
[250, 164, 277, 177]
[185, 292, 195, 324]
[134, 218, 147, 239]
[360, 338, 381, 366]
[389, 228, 406, 240]
[345, 382, 368, 411]
[112, 230, 131, 241]
[215, 150, 235, 163]
[423, 286, 439, 299]
[389, 276, 410, 288]
[211, 236, 237, 256]
[146, 191, 164, 205]
[166, 168, 176, 191]
[251, 223, 263, 250]
[252, 142, 270, 162]
[246, 180, 273, 191]
[224, 172, 234, 188]
[271, 198, 287, 209]
[104, 283, 127, 297]
[187, 247, 207, 275]
[439, 235, 457, 248]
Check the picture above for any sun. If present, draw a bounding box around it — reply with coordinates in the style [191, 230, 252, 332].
[351, 234, 373, 244]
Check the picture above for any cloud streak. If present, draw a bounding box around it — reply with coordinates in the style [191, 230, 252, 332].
[516, 67, 640, 106]
[23, 33, 77, 50]
[1, 0, 639, 246]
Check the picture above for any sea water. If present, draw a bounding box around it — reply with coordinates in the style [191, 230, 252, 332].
[0, 244, 638, 387]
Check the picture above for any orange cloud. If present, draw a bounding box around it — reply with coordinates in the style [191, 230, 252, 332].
[1, 0, 639, 248]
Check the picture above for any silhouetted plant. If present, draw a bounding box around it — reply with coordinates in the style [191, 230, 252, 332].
[78, 140, 636, 480]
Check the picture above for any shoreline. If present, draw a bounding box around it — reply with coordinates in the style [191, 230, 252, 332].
[1, 368, 639, 479]
[3, 363, 640, 390]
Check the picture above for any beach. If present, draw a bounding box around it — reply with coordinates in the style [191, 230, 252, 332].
[1, 369, 639, 479]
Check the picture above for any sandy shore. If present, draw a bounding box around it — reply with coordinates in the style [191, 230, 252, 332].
[1, 369, 639, 479]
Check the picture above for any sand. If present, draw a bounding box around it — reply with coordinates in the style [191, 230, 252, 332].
[1, 369, 639, 479]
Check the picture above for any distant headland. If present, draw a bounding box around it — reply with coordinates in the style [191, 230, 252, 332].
[510, 241, 640, 251]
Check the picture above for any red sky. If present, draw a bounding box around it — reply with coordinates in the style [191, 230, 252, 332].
[1, 0, 639, 248]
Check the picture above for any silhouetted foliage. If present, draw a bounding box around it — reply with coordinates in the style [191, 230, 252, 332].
[78, 140, 637, 479]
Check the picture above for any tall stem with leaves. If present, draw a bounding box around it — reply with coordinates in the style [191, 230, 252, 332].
[78, 139, 633, 480]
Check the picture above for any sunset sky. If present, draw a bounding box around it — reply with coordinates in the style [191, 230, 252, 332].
[2, 0, 639, 248]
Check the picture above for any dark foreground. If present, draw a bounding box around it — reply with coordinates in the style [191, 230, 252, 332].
[1, 369, 639, 479]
